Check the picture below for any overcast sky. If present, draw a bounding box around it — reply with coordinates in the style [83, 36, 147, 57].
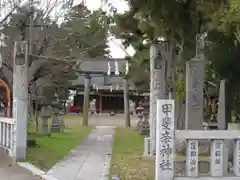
[0, 0, 135, 58]
[75, 0, 135, 58]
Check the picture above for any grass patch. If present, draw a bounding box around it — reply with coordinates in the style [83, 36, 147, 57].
[110, 128, 155, 180]
[27, 114, 91, 170]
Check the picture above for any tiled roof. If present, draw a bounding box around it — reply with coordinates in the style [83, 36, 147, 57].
[78, 58, 125, 72]
[71, 74, 135, 90]
[71, 58, 135, 90]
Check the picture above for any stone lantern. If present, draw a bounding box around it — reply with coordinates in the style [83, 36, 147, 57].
[138, 96, 150, 135]
[39, 105, 52, 135]
[51, 99, 65, 132]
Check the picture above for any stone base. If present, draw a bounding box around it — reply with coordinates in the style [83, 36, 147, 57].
[138, 121, 150, 135]
[51, 124, 61, 132]
[51, 116, 65, 133]
[40, 118, 49, 135]
[142, 154, 155, 161]
[142, 154, 210, 175]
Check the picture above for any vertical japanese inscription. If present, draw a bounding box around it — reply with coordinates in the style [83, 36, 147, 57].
[211, 140, 224, 176]
[190, 62, 200, 109]
[187, 140, 198, 176]
[186, 59, 204, 130]
[156, 100, 175, 180]
[154, 48, 164, 69]
[214, 141, 222, 165]
[151, 43, 167, 156]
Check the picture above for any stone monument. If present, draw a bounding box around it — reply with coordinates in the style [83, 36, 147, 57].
[185, 34, 205, 130]
[40, 105, 52, 135]
[138, 96, 150, 135]
[149, 41, 168, 155]
[185, 60, 204, 129]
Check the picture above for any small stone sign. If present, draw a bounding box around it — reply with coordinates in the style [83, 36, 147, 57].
[156, 99, 175, 180]
[186, 140, 198, 176]
[234, 139, 240, 176]
[211, 139, 224, 176]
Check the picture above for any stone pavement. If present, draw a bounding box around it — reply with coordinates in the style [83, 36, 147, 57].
[45, 126, 115, 180]
[68, 113, 139, 128]
[0, 148, 41, 180]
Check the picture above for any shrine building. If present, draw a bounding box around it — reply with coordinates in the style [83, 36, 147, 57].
[69, 58, 148, 114]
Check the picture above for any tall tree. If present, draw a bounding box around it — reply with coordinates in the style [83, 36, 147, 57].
[54, 4, 110, 59]
[0, 2, 111, 130]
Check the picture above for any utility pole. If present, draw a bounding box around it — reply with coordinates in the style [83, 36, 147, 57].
[13, 41, 28, 161]
[123, 77, 130, 127]
[82, 73, 90, 126]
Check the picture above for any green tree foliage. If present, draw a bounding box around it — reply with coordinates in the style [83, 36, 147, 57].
[0, 5, 65, 89]
[54, 4, 110, 58]
[111, 0, 226, 91]
[205, 29, 240, 103]
[0, 3, 111, 104]
[203, 1, 240, 108]
[211, 0, 240, 40]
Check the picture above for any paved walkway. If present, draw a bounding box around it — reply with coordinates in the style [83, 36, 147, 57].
[0, 148, 41, 180]
[45, 126, 115, 180]
[69, 114, 139, 128]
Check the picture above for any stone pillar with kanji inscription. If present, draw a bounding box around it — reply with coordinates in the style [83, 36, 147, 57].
[149, 42, 168, 155]
[156, 99, 175, 180]
[185, 34, 205, 130]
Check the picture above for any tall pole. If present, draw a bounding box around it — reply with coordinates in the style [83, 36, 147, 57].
[82, 73, 90, 126]
[124, 77, 130, 127]
[13, 41, 28, 161]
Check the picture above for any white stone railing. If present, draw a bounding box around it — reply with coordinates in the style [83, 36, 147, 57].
[0, 117, 14, 155]
[174, 130, 240, 179]
[153, 99, 240, 180]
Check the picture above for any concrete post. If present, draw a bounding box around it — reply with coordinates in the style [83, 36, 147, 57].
[217, 80, 230, 175]
[12, 41, 28, 161]
[217, 80, 227, 130]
